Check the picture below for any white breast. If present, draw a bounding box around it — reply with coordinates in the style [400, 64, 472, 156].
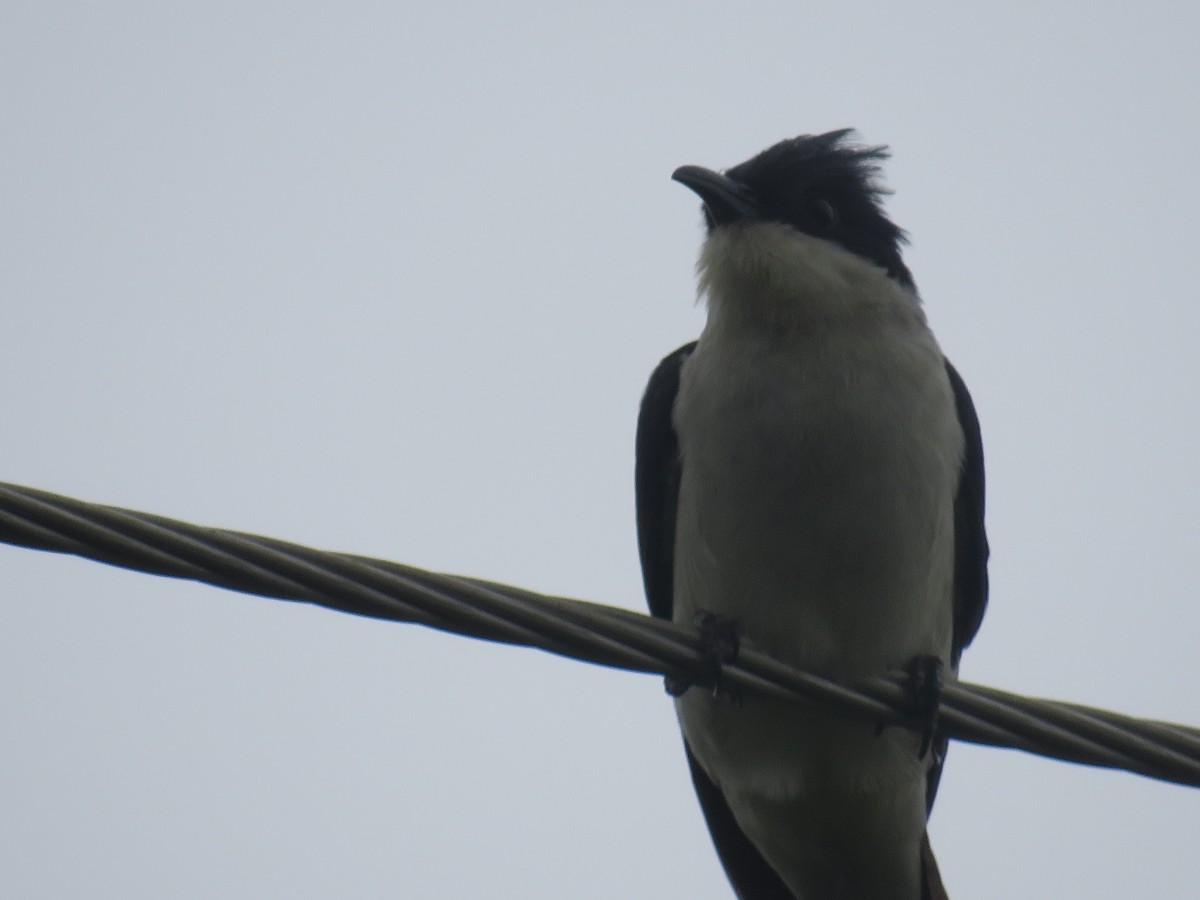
[671, 222, 964, 898]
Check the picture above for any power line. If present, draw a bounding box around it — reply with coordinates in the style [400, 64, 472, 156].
[2, 480, 1198, 789]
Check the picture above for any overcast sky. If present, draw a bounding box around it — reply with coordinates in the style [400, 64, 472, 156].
[3, 3, 1199, 898]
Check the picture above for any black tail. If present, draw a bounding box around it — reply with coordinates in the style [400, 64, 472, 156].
[921, 833, 950, 900]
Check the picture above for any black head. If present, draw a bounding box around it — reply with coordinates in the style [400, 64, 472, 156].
[673, 129, 913, 289]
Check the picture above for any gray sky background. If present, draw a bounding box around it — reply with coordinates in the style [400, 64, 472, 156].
[3, 3, 1199, 898]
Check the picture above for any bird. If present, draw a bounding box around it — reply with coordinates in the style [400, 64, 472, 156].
[634, 129, 989, 899]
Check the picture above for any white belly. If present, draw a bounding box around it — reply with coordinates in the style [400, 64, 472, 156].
[671, 316, 962, 899]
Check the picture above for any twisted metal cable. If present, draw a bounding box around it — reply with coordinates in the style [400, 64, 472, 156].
[2, 480, 1199, 790]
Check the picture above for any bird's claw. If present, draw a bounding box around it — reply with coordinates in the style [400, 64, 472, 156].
[664, 611, 742, 705]
[908, 655, 945, 760]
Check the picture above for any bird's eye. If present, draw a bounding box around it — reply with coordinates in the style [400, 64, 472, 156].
[810, 198, 838, 231]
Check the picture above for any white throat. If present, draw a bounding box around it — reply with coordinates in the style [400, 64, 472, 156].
[697, 221, 924, 333]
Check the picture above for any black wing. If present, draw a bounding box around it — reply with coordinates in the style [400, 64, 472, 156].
[926, 358, 990, 814]
[635, 342, 694, 620]
[944, 359, 989, 664]
[635, 342, 796, 899]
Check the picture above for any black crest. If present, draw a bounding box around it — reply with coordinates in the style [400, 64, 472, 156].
[721, 129, 913, 288]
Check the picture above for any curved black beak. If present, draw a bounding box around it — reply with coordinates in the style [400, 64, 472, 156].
[671, 165, 761, 227]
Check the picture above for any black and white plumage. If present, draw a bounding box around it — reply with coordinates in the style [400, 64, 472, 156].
[635, 130, 988, 900]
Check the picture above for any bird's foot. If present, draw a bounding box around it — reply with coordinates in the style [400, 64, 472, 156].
[664, 611, 742, 704]
[907, 655, 945, 760]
